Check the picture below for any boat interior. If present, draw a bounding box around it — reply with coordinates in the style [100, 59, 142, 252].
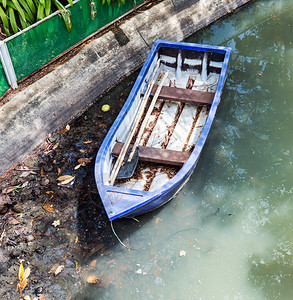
[106, 47, 225, 191]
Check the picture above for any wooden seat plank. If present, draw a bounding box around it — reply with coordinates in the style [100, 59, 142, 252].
[151, 84, 214, 105]
[112, 143, 189, 167]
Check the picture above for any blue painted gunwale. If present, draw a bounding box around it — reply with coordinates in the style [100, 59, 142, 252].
[95, 39, 231, 221]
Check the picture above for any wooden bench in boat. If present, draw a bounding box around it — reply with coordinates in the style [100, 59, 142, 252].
[151, 85, 214, 105]
[112, 142, 190, 167]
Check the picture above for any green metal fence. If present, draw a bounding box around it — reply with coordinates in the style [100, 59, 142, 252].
[0, 64, 9, 96]
[0, 0, 145, 98]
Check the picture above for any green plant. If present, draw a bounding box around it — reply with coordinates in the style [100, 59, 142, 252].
[0, 0, 73, 37]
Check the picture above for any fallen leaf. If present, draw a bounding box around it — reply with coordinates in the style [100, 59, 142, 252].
[57, 175, 73, 181]
[19, 263, 24, 281]
[83, 140, 92, 144]
[39, 294, 45, 300]
[16, 279, 29, 294]
[106, 259, 115, 265]
[74, 164, 81, 170]
[100, 123, 107, 128]
[74, 236, 78, 244]
[86, 275, 99, 283]
[20, 171, 32, 178]
[57, 175, 75, 185]
[43, 203, 54, 214]
[49, 264, 64, 276]
[8, 218, 20, 225]
[88, 259, 97, 270]
[2, 186, 17, 194]
[57, 168, 61, 174]
[78, 158, 91, 166]
[155, 217, 160, 224]
[179, 250, 186, 257]
[257, 73, 262, 76]
[15, 226, 25, 235]
[22, 295, 31, 300]
[52, 142, 59, 150]
[60, 126, 69, 134]
[0, 194, 12, 205]
[46, 191, 54, 195]
[23, 267, 31, 281]
[21, 181, 29, 188]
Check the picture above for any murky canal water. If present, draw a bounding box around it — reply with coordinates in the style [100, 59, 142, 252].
[74, 1, 293, 299]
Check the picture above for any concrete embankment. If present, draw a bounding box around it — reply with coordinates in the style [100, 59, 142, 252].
[0, 0, 252, 175]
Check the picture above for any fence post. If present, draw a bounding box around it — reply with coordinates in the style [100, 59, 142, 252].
[0, 41, 18, 89]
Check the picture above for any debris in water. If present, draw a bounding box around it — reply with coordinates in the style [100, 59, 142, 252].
[102, 104, 110, 112]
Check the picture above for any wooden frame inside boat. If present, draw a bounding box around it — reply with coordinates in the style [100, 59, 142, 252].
[95, 40, 231, 220]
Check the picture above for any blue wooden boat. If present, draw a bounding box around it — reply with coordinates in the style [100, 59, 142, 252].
[95, 40, 231, 221]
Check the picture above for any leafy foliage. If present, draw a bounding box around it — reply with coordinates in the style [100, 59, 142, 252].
[0, 0, 73, 36]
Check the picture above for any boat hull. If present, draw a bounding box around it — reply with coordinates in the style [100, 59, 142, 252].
[95, 40, 231, 221]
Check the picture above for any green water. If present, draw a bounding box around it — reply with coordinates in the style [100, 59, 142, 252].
[77, 1, 293, 299]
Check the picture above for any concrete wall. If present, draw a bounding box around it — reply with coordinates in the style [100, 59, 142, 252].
[0, 0, 252, 175]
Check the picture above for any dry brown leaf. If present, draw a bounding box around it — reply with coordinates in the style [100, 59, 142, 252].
[57, 175, 75, 185]
[86, 275, 99, 284]
[45, 191, 54, 195]
[49, 264, 64, 276]
[78, 158, 91, 166]
[15, 226, 25, 235]
[60, 125, 70, 134]
[106, 259, 115, 265]
[52, 142, 59, 150]
[155, 217, 160, 224]
[74, 164, 81, 170]
[83, 140, 92, 144]
[57, 175, 73, 181]
[20, 171, 32, 178]
[21, 181, 30, 188]
[39, 295, 45, 300]
[0, 194, 12, 205]
[88, 259, 97, 270]
[16, 279, 29, 294]
[8, 218, 20, 225]
[43, 203, 54, 214]
[2, 186, 17, 194]
[74, 236, 78, 244]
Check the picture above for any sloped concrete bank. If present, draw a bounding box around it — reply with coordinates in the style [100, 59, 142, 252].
[0, 0, 252, 175]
